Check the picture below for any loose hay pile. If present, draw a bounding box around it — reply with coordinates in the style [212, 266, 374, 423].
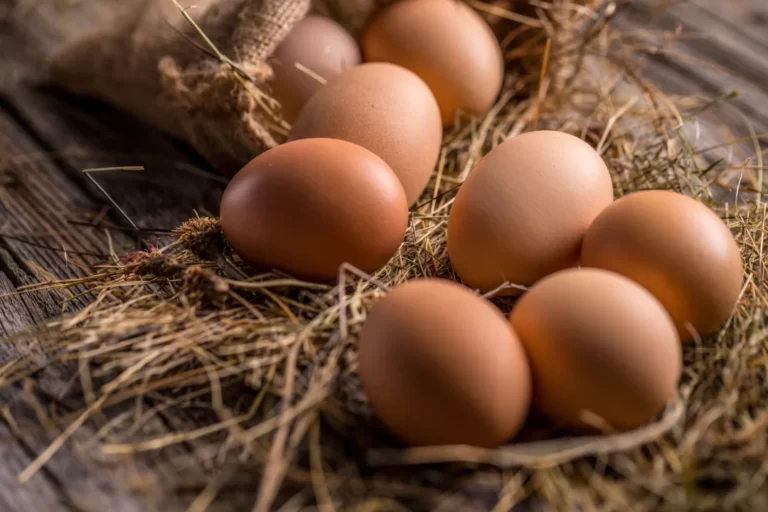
[2, 1, 768, 510]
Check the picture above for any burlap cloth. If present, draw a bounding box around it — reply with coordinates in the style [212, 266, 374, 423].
[51, 0, 536, 174]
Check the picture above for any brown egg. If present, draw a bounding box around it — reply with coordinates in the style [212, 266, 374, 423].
[270, 15, 361, 123]
[220, 139, 407, 282]
[510, 268, 681, 431]
[362, 0, 504, 127]
[582, 190, 744, 341]
[447, 130, 614, 295]
[289, 63, 442, 206]
[359, 278, 531, 447]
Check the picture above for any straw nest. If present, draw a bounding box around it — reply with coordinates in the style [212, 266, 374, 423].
[2, 1, 767, 510]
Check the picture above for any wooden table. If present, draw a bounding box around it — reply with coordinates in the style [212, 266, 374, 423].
[1, 0, 767, 510]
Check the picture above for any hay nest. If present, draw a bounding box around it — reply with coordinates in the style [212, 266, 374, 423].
[3, 1, 767, 510]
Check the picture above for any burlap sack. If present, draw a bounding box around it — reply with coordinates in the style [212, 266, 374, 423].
[52, 0, 382, 174]
[50, 0, 555, 174]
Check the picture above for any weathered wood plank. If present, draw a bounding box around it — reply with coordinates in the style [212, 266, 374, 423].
[0, 65, 232, 512]
[0, 263, 147, 512]
[0, 3, 234, 508]
[694, 0, 768, 54]
[0, 117, 221, 511]
[608, 0, 768, 197]
[621, 1, 768, 134]
[1, 1, 226, 234]
[0, 112, 119, 289]
[0, 423, 66, 512]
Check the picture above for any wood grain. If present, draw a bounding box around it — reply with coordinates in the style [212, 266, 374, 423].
[0, 5, 227, 510]
[0, 423, 65, 512]
[619, 0, 768, 159]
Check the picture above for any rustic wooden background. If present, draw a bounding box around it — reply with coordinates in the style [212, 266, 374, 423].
[1, 0, 767, 510]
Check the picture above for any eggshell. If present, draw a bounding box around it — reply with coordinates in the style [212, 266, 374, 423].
[289, 63, 442, 206]
[447, 130, 614, 295]
[581, 190, 744, 341]
[220, 139, 408, 282]
[358, 278, 531, 447]
[510, 268, 681, 431]
[362, 0, 504, 126]
[270, 15, 361, 123]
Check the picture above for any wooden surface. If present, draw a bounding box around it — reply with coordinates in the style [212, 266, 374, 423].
[1, 0, 767, 510]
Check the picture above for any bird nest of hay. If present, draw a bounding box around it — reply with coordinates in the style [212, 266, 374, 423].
[2, 1, 767, 510]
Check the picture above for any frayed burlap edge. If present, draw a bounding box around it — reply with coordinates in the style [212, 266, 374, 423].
[52, 0, 313, 173]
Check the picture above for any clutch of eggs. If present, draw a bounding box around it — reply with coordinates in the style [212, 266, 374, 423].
[289, 63, 442, 206]
[269, 0, 508, 207]
[511, 269, 682, 431]
[582, 190, 744, 341]
[215, 3, 747, 448]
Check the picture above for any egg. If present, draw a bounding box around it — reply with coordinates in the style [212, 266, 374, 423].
[220, 138, 408, 281]
[447, 130, 614, 295]
[358, 278, 531, 447]
[289, 62, 442, 206]
[362, 0, 504, 127]
[269, 15, 361, 123]
[582, 190, 743, 341]
[510, 268, 681, 431]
